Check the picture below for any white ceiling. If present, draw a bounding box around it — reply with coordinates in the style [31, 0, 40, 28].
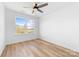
[3, 2, 79, 17]
[3, 2, 48, 17]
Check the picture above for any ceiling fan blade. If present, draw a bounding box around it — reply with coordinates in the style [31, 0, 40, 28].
[37, 8, 43, 13]
[24, 7, 33, 8]
[32, 9, 34, 14]
[38, 3, 48, 8]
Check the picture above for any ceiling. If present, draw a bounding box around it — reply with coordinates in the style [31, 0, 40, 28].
[3, 2, 79, 17]
[3, 2, 48, 17]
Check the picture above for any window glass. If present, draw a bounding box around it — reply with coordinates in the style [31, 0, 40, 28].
[16, 16, 34, 35]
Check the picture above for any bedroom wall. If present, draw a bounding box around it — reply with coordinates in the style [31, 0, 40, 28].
[39, 2, 79, 52]
[0, 3, 6, 55]
[5, 8, 39, 44]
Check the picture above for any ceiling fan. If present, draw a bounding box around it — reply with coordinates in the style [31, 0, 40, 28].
[24, 2, 48, 14]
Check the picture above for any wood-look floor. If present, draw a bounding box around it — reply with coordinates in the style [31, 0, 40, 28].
[1, 39, 79, 57]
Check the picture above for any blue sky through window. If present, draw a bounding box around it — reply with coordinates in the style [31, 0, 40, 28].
[16, 16, 26, 26]
[16, 16, 33, 28]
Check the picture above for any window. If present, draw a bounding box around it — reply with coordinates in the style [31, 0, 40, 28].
[16, 16, 34, 35]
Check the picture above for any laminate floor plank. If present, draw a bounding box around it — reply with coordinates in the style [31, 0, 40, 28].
[1, 39, 79, 57]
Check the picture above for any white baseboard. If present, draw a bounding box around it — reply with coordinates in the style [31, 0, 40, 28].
[0, 44, 6, 56]
[40, 36, 79, 53]
[7, 37, 38, 45]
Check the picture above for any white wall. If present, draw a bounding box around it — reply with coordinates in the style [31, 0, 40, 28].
[0, 3, 5, 55]
[40, 2, 79, 52]
[5, 8, 39, 44]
